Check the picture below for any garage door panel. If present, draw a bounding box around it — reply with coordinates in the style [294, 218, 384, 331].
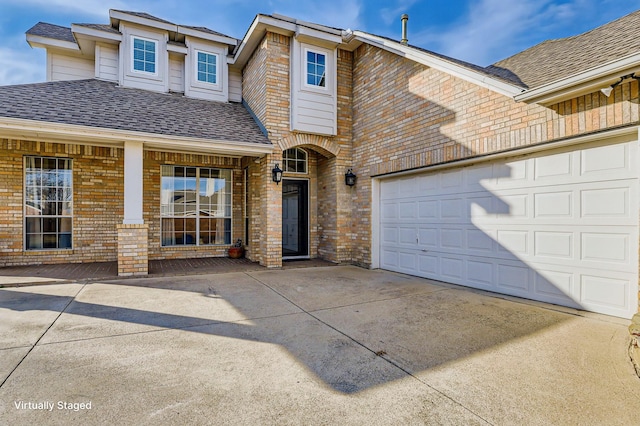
[581, 232, 629, 264]
[534, 191, 573, 218]
[418, 254, 439, 275]
[378, 138, 638, 318]
[466, 259, 494, 288]
[581, 143, 628, 176]
[497, 263, 531, 293]
[441, 257, 464, 281]
[440, 228, 463, 249]
[581, 274, 630, 315]
[581, 187, 630, 218]
[534, 269, 575, 302]
[534, 231, 574, 259]
[467, 229, 494, 253]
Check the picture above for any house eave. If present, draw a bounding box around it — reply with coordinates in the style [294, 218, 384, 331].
[26, 34, 78, 51]
[0, 117, 274, 157]
[515, 52, 640, 105]
[71, 24, 122, 44]
[352, 31, 523, 98]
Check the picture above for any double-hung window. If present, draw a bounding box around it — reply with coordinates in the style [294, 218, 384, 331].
[306, 50, 326, 87]
[132, 37, 157, 74]
[196, 51, 217, 84]
[24, 156, 72, 250]
[161, 166, 232, 246]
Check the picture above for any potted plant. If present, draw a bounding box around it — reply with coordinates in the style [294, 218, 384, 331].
[228, 239, 245, 259]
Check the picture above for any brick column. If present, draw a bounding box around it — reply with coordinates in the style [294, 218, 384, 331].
[117, 224, 149, 276]
[261, 154, 282, 268]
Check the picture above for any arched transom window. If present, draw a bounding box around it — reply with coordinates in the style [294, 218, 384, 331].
[283, 148, 307, 173]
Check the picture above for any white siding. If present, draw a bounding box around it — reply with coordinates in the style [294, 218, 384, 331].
[49, 52, 94, 81]
[290, 39, 337, 136]
[229, 68, 242, 102]
[121, 24, 168, 93]
[96, 44, 118, 82]
[184, 37, 228, 102]
[169, 54, 184, 93]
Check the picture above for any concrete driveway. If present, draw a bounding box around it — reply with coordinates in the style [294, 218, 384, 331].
[0, 266, 638, 425]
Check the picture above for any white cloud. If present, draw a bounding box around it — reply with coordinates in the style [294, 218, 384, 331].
[409, 0, 588, 65]
[0, 45, 45, 85]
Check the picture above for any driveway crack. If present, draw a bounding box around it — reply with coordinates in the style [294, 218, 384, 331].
[0, 283, 86, 389]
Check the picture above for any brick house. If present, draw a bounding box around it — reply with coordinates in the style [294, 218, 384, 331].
[0, 9, 639, 320]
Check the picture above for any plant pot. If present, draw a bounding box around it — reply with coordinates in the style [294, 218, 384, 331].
[228, 247, 244, 259]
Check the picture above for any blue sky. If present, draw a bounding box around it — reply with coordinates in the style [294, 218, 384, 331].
[0, 0, 637, 86]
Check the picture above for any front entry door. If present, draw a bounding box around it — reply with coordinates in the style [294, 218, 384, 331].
[282, 179, 309, 258]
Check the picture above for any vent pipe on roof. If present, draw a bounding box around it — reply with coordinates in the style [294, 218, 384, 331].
[401, 14, 409, 45]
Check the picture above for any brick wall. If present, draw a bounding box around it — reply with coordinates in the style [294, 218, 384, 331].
[0, 139, 123, 266]
[241, 33, 355, 266]
[351, 43, 640, 267]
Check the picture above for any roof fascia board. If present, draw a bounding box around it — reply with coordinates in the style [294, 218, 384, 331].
[515, 52, 640, 105]
[353, 31, 522, 98]
[26, 34, 79, 51]
[109, 10, 177, 32]
[167, 43, 188, 54]
[0, 117, 274, 156]
[177, 26, 237, 46]
[71, 24, 122, 43]
[295, 25, 342, 47]
[231, 15, 309, 66]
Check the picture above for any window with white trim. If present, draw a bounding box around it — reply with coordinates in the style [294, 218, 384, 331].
[306, 50, 326, 87]
[132, 37, 157, 74]
[161, 166, 232, 246]
[196, 51, 218, 84]
[24, 156, 72, 250]
[283, 148, 308, 173]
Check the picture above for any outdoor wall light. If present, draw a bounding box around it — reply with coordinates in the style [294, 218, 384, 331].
[600, 73, 640, 97]
[345, 169, 357, 186]
[272, 163, 283, 184]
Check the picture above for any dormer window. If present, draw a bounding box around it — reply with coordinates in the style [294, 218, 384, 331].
[196, 51, 218, 84]
[132, 36, 157, 74]
[306, 50, 326, 87]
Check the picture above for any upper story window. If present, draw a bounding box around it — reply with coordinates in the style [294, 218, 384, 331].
[132, 37, 157, 74]
[306, 50, 326, 87]
[283, 148, 308, 173]
[196, 51, 218, 84]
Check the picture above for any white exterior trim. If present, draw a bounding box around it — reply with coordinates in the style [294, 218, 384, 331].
[123, 141, 144, 224]
[0, 117, 274, 157]
[515, 53, 640, 105]
[27, 34, 79, 51]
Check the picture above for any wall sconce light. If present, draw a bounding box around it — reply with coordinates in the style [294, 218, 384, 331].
[345, 169, 357, 186]
[600, 73, 640, 97]
[272, 163, 283, 184]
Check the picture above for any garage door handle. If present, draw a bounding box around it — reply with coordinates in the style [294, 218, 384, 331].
[421, 249, 428, 252]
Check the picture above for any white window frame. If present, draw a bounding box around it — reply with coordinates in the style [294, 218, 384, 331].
[303, 47, 329, 92]
[160, 165, 233, 247]
[283, 148, 308, 174]
[194, 49, 220, 88]
[131, 35, 158, 76]
[23, 156, 73, 251]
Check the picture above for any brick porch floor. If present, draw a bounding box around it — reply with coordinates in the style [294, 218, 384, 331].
[0, 257, 339, 284]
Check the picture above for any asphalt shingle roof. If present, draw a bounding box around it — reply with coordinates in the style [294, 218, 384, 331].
[0, 79, 270, 145]
[73, 23, 121, 35]
[492, 9, 640, 89]
[26, 22, 76, 43]
[111, 10, 176, 25]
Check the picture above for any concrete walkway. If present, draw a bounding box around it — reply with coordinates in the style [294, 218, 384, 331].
[0, 266, 638, 425]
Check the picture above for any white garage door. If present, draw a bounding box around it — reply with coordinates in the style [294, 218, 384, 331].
[378, 137, 639, 318]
